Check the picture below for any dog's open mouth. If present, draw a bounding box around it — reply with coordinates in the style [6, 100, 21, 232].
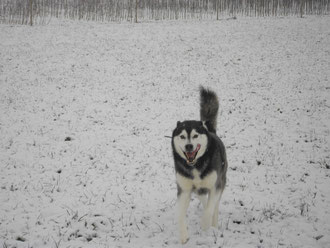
[184, 144, 201, 164]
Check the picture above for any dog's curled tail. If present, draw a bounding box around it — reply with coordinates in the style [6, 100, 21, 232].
[200, 86, 219, 133]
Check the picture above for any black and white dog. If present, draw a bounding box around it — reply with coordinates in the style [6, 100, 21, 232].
[171, 86, 228, 244]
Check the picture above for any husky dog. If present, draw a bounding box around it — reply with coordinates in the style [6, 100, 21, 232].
[171, 87, 228, 244]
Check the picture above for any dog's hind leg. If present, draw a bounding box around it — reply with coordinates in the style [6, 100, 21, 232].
[177, 191, 191, 244]
[201, 189, 222, 231]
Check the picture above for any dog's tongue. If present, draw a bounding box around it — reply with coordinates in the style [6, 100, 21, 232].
[186, 152, 196, 162]
[186, 144, 201, 163]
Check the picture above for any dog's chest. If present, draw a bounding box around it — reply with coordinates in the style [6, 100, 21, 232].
[176, 169, 217, 192]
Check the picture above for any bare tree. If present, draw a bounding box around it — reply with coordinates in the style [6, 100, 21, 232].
[0, 0, 329, 25]
[29, 0, 33, 25]
[135, 0, 138, 22]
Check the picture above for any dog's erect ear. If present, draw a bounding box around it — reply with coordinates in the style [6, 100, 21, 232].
[177, 121, 181, 127]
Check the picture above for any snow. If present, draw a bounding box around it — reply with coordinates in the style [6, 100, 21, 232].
[1, 16, 330, 247]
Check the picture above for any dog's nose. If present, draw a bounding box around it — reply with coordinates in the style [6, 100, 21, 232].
[185, 144, 193, 152]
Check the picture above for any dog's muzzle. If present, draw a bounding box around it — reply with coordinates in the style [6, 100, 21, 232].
[184, 144, 201, 164]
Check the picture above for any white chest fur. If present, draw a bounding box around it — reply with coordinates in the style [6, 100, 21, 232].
[176, 169, 217, 192]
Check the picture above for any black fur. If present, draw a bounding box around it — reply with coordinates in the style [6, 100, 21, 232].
[171, 87, 228, 195]
[172, 126, 227, 185]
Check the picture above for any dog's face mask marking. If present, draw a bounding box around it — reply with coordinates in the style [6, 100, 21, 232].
[173, 122, 208, 165]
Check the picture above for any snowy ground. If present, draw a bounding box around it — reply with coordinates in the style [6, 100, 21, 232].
[0, 16, 330, 248]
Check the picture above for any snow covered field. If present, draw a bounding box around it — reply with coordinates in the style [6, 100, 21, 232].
[1, 16, 330, 248]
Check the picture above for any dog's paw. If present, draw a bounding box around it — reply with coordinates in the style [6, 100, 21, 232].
[180, 229, 189, 244]
[201, 212, 212, 231]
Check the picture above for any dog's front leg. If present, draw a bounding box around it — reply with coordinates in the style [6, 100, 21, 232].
[177, 190, 191, 244]
[212, 189, 223, 227]
[201, 188, 221, 231]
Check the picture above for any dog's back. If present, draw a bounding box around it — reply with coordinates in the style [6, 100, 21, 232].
[200, 86, 227, 188]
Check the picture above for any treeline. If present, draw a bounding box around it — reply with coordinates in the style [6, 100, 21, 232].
[0, 0, 329, 25]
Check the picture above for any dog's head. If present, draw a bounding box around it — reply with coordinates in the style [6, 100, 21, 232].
[172, 120, 209, 165]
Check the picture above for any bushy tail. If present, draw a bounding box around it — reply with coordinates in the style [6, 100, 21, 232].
[200, 86, 219, 133]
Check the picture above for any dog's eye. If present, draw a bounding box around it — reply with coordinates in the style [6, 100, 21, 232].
[193, 134, 199, 139]
[180, 135, 186, 140]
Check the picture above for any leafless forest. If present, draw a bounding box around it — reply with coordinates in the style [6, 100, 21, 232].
[0, 0, 329, 25]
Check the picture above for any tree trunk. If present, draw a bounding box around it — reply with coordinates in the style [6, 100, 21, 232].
[29, 0, 33, 26]
[300, 0, 304, 18]
[135, 0, 138, 23]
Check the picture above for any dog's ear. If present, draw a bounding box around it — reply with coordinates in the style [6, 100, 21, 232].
[177, 121, 181, 127]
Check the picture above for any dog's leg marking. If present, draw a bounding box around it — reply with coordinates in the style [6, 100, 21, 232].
[201, 188, 222, 231]
[212, 189, 223, 227]
[177, 191, 191, 244]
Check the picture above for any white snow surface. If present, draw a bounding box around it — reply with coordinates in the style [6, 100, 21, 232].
[1, 16, 330, 248]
